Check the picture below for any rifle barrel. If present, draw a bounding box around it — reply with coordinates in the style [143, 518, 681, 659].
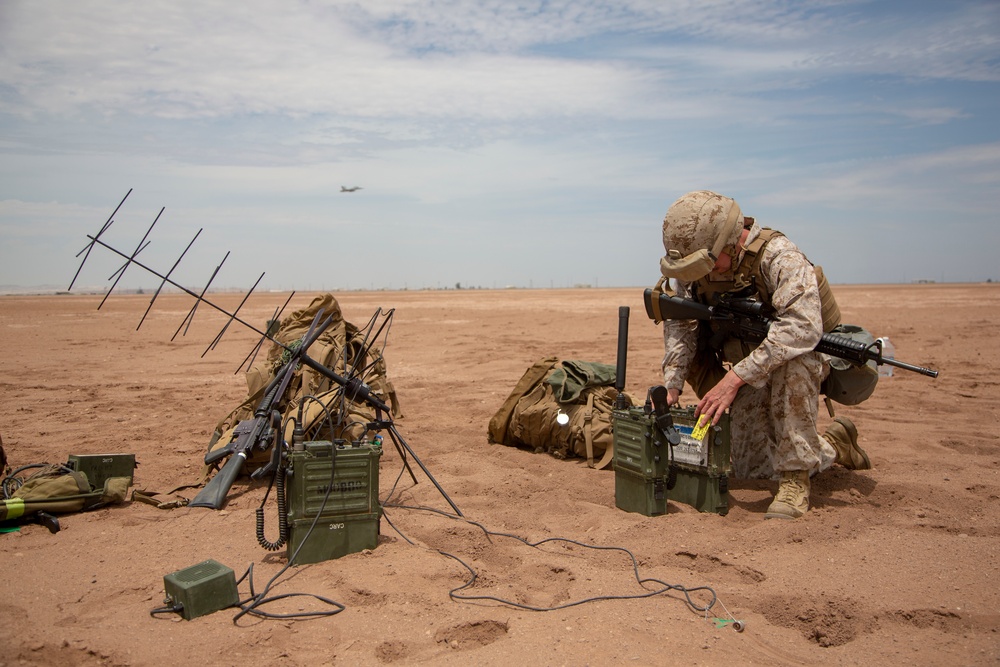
[880, 356, 938, 378]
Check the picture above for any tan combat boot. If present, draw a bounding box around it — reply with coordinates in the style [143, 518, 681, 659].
[823, 416, 871, 470]
[764, 470, 810, 520]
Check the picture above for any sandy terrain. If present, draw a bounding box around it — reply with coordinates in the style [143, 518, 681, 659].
[1, 284, 998, 666]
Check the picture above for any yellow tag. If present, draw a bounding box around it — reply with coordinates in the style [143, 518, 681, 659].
[691, 416, 711, 441]
[3, 498, 25, 520]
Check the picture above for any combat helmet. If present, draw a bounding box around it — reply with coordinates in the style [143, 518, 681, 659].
[660, 190, 744, 282]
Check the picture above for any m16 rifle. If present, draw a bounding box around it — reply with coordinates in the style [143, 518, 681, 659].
[189, 307, 421, 512]
[189, 310, 334, 509]
[643, 289, 939, 378]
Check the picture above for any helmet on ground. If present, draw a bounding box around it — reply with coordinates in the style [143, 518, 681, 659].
[660, 190, 743, 282]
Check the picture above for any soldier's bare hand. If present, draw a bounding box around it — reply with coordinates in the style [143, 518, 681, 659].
[667, 387, 680, 406]
[696, 370, 745, 425]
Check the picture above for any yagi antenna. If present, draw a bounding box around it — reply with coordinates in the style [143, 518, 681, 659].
[172, 251, 230, 341]
[69, 191, 295, 372]
[98, 206, 163, 311]
[238, 292, 296, 373]
[73, 191, 464, 518]
[202, 270, 262, 356]
[136, 227, 202, 331]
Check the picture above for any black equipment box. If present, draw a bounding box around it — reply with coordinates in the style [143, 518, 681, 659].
[285, 440, 382, 565]
[613, 406, 731, 516]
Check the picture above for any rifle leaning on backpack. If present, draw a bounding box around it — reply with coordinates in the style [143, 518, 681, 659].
[189, 307, 443, 513]
[643, 290, 939, 378]
[190, 311, 339, 510]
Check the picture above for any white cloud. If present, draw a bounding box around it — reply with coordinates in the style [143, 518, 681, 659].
[1, 0, 998, 288]
[754, 141, 1000, 217]
[4, 0, 996, 124]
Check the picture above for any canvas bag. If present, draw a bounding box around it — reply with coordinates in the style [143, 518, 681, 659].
[1, 465, 129, 522]
[488, 358, 633, 470]
[206, 293, 402, 471]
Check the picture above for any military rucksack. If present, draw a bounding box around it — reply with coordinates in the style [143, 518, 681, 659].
[488, 358, 635, 470]
[205, 293, 402, 472]
[1, 463, 130, 530]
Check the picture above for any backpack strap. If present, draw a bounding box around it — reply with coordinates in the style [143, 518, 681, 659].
[733, 228, 782, 300]
[132, 487, 192, 510]
[583, 394, 615, 470]
[584, 393, 596, 467]
[739, 229, 841, 332]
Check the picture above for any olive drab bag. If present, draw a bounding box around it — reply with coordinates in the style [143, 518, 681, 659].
[1, 464, 130, 523]
[820, 324, 879, 407]
[205, 293, 402, 473]
[488, 357, 635, 470]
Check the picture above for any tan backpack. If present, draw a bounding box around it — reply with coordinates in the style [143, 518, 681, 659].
[205, 293, 402, 471]
[1, 464, 129, 525]
[488, 358, 635, 470]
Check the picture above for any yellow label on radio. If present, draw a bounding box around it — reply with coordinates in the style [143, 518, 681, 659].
[691, 416, 711, 441]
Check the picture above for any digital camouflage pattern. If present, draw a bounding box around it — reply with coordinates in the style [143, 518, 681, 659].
[661, 190, 743, 257]
[661, 220, 838, 479]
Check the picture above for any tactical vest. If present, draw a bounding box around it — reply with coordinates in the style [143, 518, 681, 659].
[691, 228, 841, 364]
[693, 228, 841, 333]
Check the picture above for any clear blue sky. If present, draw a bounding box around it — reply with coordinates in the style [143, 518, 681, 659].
[1, 0, 998, 292]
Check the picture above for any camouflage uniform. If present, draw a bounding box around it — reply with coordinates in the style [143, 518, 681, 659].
[661, 222, 838, 479]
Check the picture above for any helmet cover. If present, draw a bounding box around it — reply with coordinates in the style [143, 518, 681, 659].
[660, 190, 743, 281]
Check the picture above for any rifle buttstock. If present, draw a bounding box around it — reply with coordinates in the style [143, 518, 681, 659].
[189, 451, 247, 509]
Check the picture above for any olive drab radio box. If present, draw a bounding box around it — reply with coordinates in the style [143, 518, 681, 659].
[612, 406, 731, 516]
[67, 453, 137, 490]
[162, 559, 240, 620]
[285, 440, 382, 565]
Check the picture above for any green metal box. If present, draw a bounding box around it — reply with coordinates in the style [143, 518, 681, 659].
[67, 453, 137, 490]
[162, 559, 239, 620]
[613, 408, 672, 516]
[612, 406, 731, 516]
[285, 440, 382, 565]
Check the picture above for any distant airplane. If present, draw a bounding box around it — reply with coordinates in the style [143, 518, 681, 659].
[340, 186, 363, 193]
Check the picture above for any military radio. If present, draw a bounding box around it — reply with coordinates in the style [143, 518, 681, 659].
[610, 306, 732, 516]
[283, 439, 382, 565]
[612, 400, 731, 516]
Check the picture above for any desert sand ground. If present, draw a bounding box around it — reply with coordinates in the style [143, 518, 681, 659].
[1, 284, 998, 666]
